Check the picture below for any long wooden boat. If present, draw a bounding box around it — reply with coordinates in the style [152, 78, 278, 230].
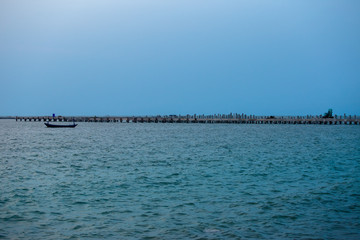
[44, 122, 78, 128]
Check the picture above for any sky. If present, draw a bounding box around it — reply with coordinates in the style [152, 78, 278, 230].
[0, 0, 359, 116]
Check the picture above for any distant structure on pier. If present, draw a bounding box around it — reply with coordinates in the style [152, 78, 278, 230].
[323, 109, 333, 118]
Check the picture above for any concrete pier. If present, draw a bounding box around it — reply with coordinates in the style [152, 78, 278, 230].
[15, 114, 359, 125]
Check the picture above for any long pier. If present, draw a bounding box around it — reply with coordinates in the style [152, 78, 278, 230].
[15, 114, 359, 125]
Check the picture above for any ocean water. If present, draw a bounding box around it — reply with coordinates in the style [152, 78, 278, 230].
[1, 120, 360, 239]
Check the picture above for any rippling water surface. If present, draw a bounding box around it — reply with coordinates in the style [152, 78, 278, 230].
[1, 120, 360, 239]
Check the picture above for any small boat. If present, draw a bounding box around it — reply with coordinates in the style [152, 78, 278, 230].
[45, 122, 78, 128]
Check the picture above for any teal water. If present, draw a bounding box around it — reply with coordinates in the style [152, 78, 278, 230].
[1, 120, 360, 239]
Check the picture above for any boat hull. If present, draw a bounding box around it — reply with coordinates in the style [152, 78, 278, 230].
[44, 123, 78, 128]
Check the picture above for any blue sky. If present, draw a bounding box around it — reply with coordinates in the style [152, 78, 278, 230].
[1, 0, 359, 116]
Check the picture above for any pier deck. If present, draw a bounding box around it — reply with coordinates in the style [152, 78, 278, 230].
[15, 115, 359, 125]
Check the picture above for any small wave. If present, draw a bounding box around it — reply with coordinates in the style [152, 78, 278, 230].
[72, 225, 82, 230]
[118, 183, 130, 189]
[30, 210, 45, 215]
[73, 201, 88, 205]
[165, 173, 180, 178]
[272, 214, 298, 220]
[204, 228, 221, 233]
[1, 214, 24, 222]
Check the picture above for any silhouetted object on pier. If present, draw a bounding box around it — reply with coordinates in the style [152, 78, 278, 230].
[323, 109, 333, 118]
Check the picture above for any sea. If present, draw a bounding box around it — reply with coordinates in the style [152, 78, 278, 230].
[0, 119, 359, 239]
